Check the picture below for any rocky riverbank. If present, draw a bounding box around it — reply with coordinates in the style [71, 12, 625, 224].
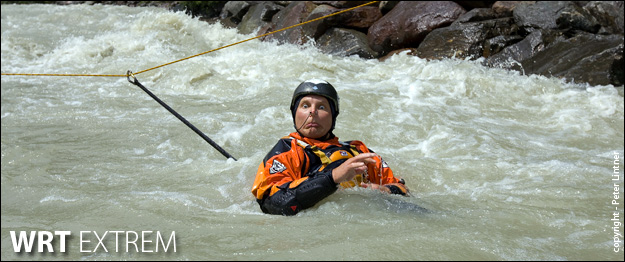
[221, 1, 624, 87]
[8, 1, 625, 87]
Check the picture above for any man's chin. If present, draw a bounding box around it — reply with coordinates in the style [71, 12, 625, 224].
[302, 129, 327, 139]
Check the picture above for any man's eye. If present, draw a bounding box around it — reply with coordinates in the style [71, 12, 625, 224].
[319, 105, 326, 110]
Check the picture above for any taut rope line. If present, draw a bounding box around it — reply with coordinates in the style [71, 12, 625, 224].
[1, 1, 378, 78]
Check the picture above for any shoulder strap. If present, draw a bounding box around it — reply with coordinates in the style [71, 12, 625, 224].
[291, 137, 332, 166]
[340, 140, 361, 157]
[263, 137, 295, 164]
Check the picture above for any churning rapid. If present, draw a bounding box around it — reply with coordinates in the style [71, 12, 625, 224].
[1, 4, 623, 261]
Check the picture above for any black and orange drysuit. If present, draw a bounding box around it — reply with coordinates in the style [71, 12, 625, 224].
[252, 132, 408, 216]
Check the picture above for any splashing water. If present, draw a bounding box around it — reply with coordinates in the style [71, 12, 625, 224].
[2, 4, 623, 260]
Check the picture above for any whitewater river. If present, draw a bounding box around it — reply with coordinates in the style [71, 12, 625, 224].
[1, 4, 623, 261]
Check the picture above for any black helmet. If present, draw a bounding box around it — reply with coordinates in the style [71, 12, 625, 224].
[290, 79, 339, 116]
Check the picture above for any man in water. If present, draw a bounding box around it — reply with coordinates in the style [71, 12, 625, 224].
[251, 79, 409, 215]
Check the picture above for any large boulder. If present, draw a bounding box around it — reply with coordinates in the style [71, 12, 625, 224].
[259, 1, 317, 45]
[302, 4, 382, 41]
[523, 33, 622, 86]
[367, 1, 466, 56]
[513, 1, 601, 34]
[237, 2, 283, 35]
[316, 27, 379, 58]
[219, 1, 252, 22]
[486, 31, 623, 86]
[416, 8, 519, 60]
[484, 29, 565, 71]
[583, 1, 624, 35]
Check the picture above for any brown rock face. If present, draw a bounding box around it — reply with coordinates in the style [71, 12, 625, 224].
[367, 1, 466, 56]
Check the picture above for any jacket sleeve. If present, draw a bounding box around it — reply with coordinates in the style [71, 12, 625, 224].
[258, 170, 337, 215]
[252, 139, 338, 216]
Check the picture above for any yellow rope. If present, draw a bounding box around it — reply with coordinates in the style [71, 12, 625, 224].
[0, 73, 127, 77]
[1, 1, 378, 78]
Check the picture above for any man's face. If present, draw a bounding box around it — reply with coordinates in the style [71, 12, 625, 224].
[294, 95, 333, 139]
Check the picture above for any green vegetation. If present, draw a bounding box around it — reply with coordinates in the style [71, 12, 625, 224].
[179, 1, 226, 18]
[1, 1, 56, 4]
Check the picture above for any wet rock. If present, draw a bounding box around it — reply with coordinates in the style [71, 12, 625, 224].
[379, 1, 399, 15]
[367, 1, 467, 56]
[219, 1, 252, 22]
[416, 17, 518, 60]
[316, 28, 379, 58]
[237, 2, 283, 35]
[583, 1, 624, 35]
[301, 4, 341, 40]
[524, 33, 622, 86]
[259, 1, 317, 45]
[301, 4, 382, 41]
[484, 29, 566, 71]
[311, 1, 373, 8]
[483, 34, 525, 58]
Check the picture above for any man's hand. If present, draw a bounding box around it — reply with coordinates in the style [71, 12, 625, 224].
[331, 153, 377, 184]
[361, 182, 409, 195]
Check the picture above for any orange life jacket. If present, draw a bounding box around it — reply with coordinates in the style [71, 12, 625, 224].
[252, 132, 402, 200]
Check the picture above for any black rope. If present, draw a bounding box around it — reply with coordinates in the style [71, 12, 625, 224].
[127, 71, 237, 161]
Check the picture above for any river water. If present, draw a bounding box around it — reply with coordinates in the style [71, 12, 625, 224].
[1, 4, 623, 261]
